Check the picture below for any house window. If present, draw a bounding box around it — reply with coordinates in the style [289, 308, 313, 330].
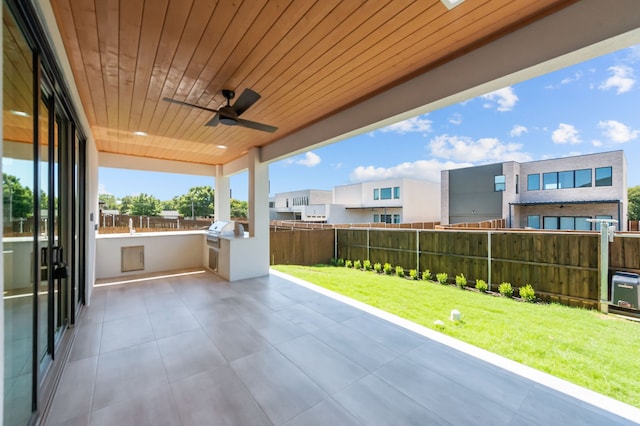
[393, 214, 400, 224]
[373, 189, 379, 200]
[393, 186, 400, 199]
[575, 217, 591, 231]
[494, 175, 506, 192]
[379, 214, 392, 223]
[595, 167, 612, 186]
[380, 187, 392, 199]
[527, 174, 540, 191]
[543, 172, 558, 190]
[558, 171, 574, 189]
[373, 214, 379, 222]
[515, 175, 519, 194]
[575, 169, 591, 188]
[559, 217, 575, 230]
[527, 215, 540, 229]
[543, 216, 559, 230]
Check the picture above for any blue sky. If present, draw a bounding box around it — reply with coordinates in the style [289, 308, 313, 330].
[100, 44, 640, 202]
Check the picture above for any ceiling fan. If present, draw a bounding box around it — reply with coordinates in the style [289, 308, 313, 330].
[162, 88, 277, 133]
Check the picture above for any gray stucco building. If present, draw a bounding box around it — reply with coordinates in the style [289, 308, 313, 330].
[441, 151, 628, 231]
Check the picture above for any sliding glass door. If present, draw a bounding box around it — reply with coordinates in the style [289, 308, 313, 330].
[3, 2, 87, 423]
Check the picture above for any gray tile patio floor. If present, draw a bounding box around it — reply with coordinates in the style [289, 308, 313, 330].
[44, 269, 640, 425]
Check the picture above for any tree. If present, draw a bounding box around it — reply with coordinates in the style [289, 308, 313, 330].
[99, 193, 118, 210]
[129, 193, 162, 216]
[3, 173, 34, 219]
[176, 186, 214, 219]
[629, 186, 640, 221]
[119, 195, 134, 215]
[161, 199, 177, 211]
[230, 199, 248, 219]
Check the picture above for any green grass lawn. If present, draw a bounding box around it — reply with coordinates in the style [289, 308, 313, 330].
[273, 264, 640, 408]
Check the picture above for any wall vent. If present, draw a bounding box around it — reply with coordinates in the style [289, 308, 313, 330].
[121, 245, 144, 272]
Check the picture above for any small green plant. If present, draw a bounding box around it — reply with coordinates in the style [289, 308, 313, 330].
[374, 262, 382, 273]
[353, 260, 362, 270]
[475, 279, 488, 293]
[345, 259, 353, 268]
[498, 282, 513, 298]
[336, 258, 345, 267]
[395, 266, 404, 277]
[421, 270, 431, 281]
[436, 272, 448, 284]
[383, 262, 393, 275]
[363, 259, 372, 271]
[329, 258, 338, 266]
[519, 284, 536, 302]
[409, 269, 418, 280]
[455, 273, 467, 289]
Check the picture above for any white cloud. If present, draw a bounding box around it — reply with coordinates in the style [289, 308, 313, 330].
[626, 45, 640, 63]
[296, 151, 321, 167]
[379, 115, 432, 134]
[480, 87, 519, 111]
[546, 71, 584, 89]
[349, 159, 471, 184]
[510, 125, 528, 137]
[428, 134, 532, 163]
[598, 120, 640, 143]
[98, 184, 109, 195]
[551, 123, 581, 144]
[592, 140, 603, 147]
[449, 113, 462, 125]
[599, 65, 635, 94]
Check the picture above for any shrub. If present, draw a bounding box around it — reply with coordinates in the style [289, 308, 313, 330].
[363, 260, 372, 271]
[498, 282, 513, 298]
[436, 272, 448, 284]
[519, 284, 536, 302]
[409, 269, 418, 280]
[329, 258, 338, 266]
[336, 258, 345, 267]
[395, 266, 404, 277]
[353, 260, 362, 270]
[421, 270, 431, 281]
[455, 273, 467, 289]
[345, 259, 353, 268]
[374, 262, 382, 273]
[383, 263, 393, 275]
[475, 279, 488, 293]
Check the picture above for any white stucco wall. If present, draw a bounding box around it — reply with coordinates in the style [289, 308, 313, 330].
[95, 231, 206, 279]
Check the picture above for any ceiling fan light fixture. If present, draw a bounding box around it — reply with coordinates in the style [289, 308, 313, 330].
[219, 116, 238, 126]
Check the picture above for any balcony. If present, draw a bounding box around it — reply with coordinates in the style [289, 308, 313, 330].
[43, 262, 638, 424]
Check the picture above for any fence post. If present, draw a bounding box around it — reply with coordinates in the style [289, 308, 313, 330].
[487, 231, 492, 292]
[598, 222, 610, 314]
[334, 227, 337, 261]
[416, 229, 419, 272]
[367, 228, 370, 261]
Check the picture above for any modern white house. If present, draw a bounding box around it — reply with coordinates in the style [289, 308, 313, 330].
[269, 189, 333, 222]
[3, 1, 640, 424]
[271, 178, 441, 224]
[441, 151, 628, 231]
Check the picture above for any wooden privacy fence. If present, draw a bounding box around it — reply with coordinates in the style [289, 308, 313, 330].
[270, 228, 335, 266]
[333, 228, 640, 309]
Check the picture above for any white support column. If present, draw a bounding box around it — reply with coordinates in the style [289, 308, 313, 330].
[215, 165, 230, 222]
[248, 148, 269, 239]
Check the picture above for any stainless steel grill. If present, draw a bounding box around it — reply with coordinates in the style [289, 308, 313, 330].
[206, 221, 235, 248]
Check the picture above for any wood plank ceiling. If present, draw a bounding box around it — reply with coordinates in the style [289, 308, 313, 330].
[47, 0, 576, 166]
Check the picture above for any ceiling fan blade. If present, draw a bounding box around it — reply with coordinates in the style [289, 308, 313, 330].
[237, 118, 278, 133]
[205, 114, 220, 127]
[162, 97, 218, 113]
[232, 89, 261, 116]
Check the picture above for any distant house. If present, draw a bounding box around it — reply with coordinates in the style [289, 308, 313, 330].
[270, 189, 333, 222]
[441, 150, 628, 231]
[160, 210, 182, 220]
[270, 178, 441, 224]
